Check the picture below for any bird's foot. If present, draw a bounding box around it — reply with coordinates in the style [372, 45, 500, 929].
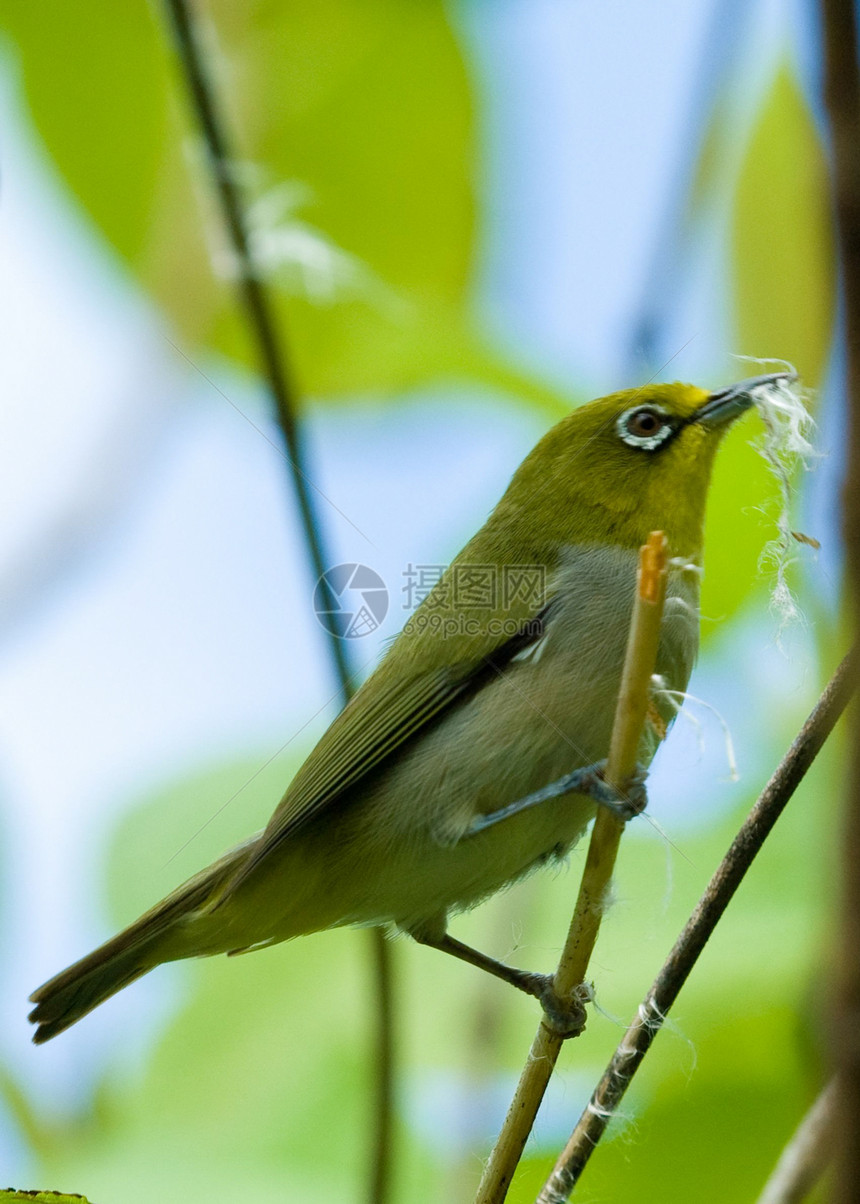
[520, 972, 589, 1039]
[466, 760, 648, 838]
[564, 760, 648, 822]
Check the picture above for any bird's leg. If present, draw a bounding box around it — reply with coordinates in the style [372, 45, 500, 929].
[467, 759, 648, 836]
[410, 929, 587, 1038]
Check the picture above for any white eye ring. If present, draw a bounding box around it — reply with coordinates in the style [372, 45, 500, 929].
[616, 405, 674, 450]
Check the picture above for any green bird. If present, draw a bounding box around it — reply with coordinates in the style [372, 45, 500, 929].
[28, 373, 788, 1043]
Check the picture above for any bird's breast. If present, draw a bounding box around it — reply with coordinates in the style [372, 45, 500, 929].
[538, 542, 700, 756]
[381, 543, 700, 845]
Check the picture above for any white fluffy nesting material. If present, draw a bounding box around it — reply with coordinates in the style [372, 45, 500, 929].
[741, 364, 819, 630]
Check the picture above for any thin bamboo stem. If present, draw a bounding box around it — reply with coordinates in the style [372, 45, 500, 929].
[475, 532, 669, 1204]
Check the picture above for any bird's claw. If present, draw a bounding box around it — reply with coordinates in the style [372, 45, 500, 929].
[521, 972, 588, 1039]
[565, 759, 648, 822]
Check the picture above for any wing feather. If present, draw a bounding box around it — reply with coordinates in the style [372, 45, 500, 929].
[218, 603, 554, 898]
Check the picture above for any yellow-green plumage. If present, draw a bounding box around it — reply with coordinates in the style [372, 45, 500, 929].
[28, 379, 761, 1042]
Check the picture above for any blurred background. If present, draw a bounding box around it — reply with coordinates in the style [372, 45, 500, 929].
[0, 1, 846, 1200]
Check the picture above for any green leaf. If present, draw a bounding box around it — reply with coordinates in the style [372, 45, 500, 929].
[732, 64, 835, 389]
[700, 416, 787, 631]
[0, 1193, 92, 1204]
[0, 4, 172, 266]
[1, 2, 573, 412]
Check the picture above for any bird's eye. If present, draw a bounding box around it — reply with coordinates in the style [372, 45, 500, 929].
[616, 405, 674, 450]
[627, 409, 661, 437]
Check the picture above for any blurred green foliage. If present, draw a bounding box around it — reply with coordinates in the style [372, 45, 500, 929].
[0, 4, 172, 266]
[0, 3, 840, 1202]
[733, 65, 835, 392]
[0, 1194, 92, 1204]
[21, 713, 838, 1203]
[1, 0, 564, 410]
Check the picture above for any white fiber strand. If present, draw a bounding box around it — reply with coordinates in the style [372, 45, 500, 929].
[733, 358, 820, 631]
[651, 675, 739, 781]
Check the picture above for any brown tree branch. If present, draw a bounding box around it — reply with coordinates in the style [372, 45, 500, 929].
[536, 650, 855, 1202]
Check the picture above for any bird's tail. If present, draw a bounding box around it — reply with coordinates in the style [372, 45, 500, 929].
[29, 839, 254, 1044]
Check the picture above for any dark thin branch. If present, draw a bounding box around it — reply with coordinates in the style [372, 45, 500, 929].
[160, 4, 395, 1201]
[162, 0, 353, 695]
[536, 650, 855, 1202]
[820, 4, 860, 1202]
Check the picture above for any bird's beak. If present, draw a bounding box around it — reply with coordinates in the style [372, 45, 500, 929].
[694, 371, 798, 427]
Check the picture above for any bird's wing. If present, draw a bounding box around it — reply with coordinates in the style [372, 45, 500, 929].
[219, 601, 554, 897]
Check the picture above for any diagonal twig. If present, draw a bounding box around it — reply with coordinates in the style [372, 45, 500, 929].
[160, 4, 394, 1200]
[754, 1078, 838, 1204]
[536, 649, 855, 1203]
[476, 532, 670, 1204]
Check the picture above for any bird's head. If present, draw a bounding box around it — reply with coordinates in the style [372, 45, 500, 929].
[499, 373, 796, 562]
